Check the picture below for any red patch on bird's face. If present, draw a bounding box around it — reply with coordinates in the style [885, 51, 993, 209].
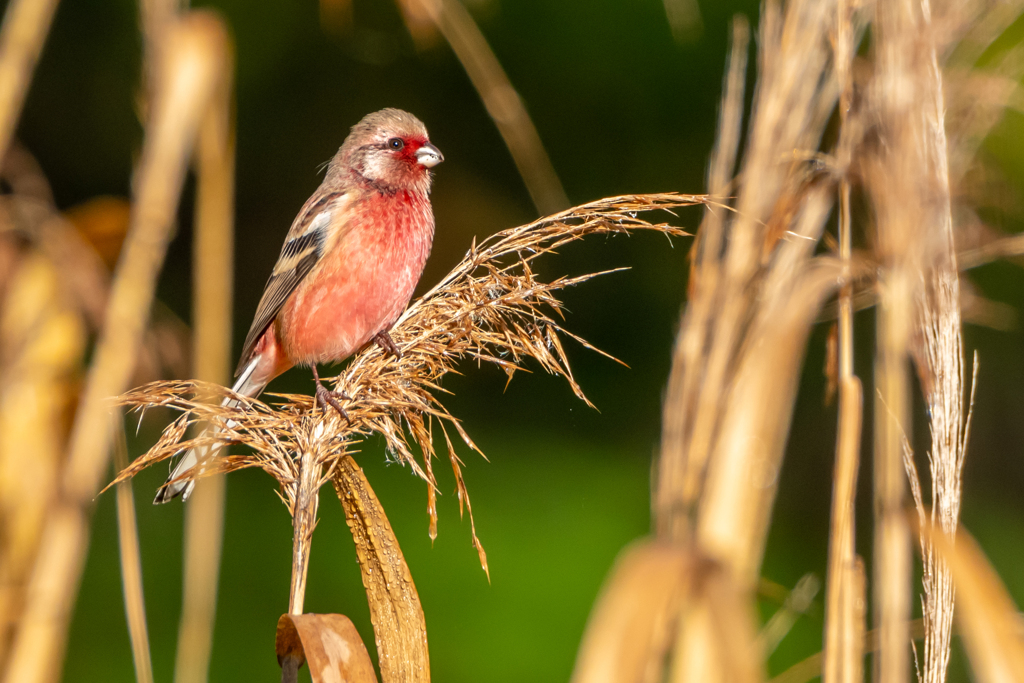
[392, 136, 429, 166]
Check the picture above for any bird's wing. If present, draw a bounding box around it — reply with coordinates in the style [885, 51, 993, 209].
[235, 190, 351, 375]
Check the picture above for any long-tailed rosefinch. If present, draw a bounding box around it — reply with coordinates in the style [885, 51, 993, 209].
[155, 108, 443, 503]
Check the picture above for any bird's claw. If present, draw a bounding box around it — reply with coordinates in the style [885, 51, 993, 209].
[374, 330, 402, 359]
[316, 385, 351, 424]
[312, 366, 352, 425]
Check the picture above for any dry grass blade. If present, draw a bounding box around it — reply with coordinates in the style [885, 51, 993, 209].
[899, 4, 986, 671]
[867, 0, 938, 677]
[909, 5, 969, 677]
[656, 0, 860, 681]
[287, 442, 320, 618]
[570, 541, 693, 683]
[138, 0, 183, 104]
[658, 0, 842, 555]
[2, 13, 229, 683]
[659, 14, 748, 541]
[918, 522, 1024, 683]
[333, 457, 428, 683]
[771, 616, 933, 683]
[866, 0, 982, 678]
[0, 244, 86, 668]
[760, 574, 820, 655]
[400, 0, 570, 215]
[823, 376, 864, 683]
[671, 560, 765, 683]
[113, 419, 154, 683]
[174, 31, 235, 683]
[0, 0, 60, 163]
[823, 1, 868, 680]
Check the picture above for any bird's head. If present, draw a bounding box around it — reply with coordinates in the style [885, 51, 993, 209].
[334, 108, 443, 196]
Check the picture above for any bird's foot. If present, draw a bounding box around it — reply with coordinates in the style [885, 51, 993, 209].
[374, 330, 402, 359]
[312, 366, 351, 425]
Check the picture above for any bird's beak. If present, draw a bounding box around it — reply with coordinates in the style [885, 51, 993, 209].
[416, 142, 443, 168]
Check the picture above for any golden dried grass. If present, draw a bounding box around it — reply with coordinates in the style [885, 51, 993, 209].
[570, 541, 693, 683]
[111, 193, 704, 680]
[112, 194, 703, 547]
[1, 12, 230, 683]
[173, 14, 235, 683]
[0, 0, 60, 164]
[919, 520, 1024, 683]
[573, 1, 1024, 683]
[112, 419, 154, 683]
[3, 0, 1024, 679]
[0, 239, 85, 667]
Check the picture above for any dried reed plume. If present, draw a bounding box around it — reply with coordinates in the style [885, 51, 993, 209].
[111, 193, 704, 678]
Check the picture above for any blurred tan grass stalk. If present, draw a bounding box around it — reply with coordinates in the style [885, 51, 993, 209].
[1, 13, 229, 683]
[113, 418, 154, 683]
[0, 210, 86, 668]
[0, 11, 73, 664]
[0, 145, 124, 671]
[0, 0, 60, 164]
[174, 19, 236, 683]
[822, 3, 867, 683]
[397, 0, 569, 215]
[570, 0, 1024, 682]
[319, 0, 568, 215]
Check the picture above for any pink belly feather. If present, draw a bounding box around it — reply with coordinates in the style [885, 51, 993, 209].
[277, 190, 433, 367]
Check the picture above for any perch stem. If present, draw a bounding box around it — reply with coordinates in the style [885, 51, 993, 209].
[288, 445, 320, 616]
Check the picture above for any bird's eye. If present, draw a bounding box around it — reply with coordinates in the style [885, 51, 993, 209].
[388, 138, 404, 150]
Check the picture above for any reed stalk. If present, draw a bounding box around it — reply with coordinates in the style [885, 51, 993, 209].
[0, 0, 60, 163]
[823, 2, 866, 682]
[113, 418, 154, 683]
[174, 34, 235, 683]
[401, 0, 569, 215]
[1, 14, 228, 683]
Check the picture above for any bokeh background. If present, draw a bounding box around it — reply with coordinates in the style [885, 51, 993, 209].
[12, 0, 1024, 680]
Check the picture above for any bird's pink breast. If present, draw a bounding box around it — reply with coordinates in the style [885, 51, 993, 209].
[277, 190, 434, 366]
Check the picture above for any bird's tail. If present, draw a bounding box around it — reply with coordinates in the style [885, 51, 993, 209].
[153, 357, 268, 504]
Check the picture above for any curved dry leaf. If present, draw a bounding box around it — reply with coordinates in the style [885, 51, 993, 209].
[332, 456, 429, 683]
[276, 613, 378, 683]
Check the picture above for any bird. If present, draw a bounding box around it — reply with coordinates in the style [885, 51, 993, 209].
[154, 108, 443, 503]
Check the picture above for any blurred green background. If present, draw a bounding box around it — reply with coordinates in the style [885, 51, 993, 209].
[14, 0, 1024, 680]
